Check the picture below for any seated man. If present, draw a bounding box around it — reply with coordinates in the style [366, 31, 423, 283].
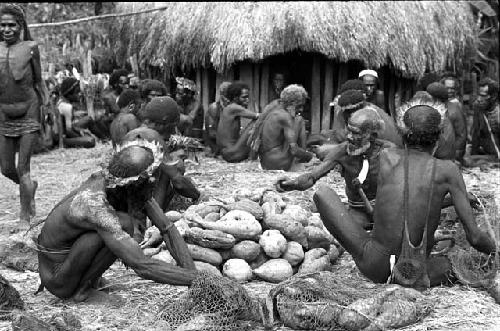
[314, 90, 402, 160]
[468, 78, 500, 166]
[313, 104, 496, 287]
[204, 81, 231, 156]
[37, 139, 198, 302]
[109, 89, 142, 148]
[441, 75, 467, 163]
[175, 77, 204, 139]
[139, 79, 168, 106]
[56, 77, 96, 148]
[278, 106, 392, 228]
[359, 69, 385, 110]
[216, 81, 259, 163]
[248, 84, 313, 171]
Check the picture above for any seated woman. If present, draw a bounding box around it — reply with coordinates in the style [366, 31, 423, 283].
[55, 77, 95, 148]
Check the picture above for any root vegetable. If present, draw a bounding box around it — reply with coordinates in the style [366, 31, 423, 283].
[327, 244, 341, 264]
[294, 302, 343, 327]
[230, 240, 261, 262]
[143, 246, 161, 257]
[264, 214, 308, 248]
[187, 244, 223, 265]
[185, 227, 236, 249]
[164, 210, 183, 223]
[307, 213, 324, 228]
[175, 219, 191, 237]
[151, 250, 177, 265]
[203, 212, 220, 223]
[338, 291, 389, 331]
[259, 230, 287, 258]
[282, 205, 310, 226]
[298, 248, 330, 274]
[305, 226, 334, 250]
[194, 261, 222, 277]
[185, 203, 222, 218]
[225, 199, 264, 220]
[222, 259, 253, 283]
[282, 241, 305, 266]
[249, 250, 270, 269]
[363, 298, 418, 331]
[253, 259, 293, 283]
[191, 210, 262, 239]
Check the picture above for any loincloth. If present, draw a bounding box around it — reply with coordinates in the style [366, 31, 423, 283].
[0, 118, 40, 137]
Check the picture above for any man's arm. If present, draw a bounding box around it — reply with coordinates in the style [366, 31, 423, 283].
[103, 93, 120, 115]
[447, 163, 496, 254]
[160, 162, 200, 200]
[229, 104, 259, 120]
[448, 103, 467, 160]
[31, 44, 49, 106]
[278, 113, 312, 162]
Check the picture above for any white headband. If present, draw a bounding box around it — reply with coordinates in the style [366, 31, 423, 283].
[359, 70, 378, 79]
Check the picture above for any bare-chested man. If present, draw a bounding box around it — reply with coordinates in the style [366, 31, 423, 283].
[109, 89, 141, 148]
[359, 70, 385, 110]
[278, 106, 392, 228]
[37, 139, 198, 302]
[216, 81, 259, 162]
[247, 84, 313, 171]
[204, 81, 231, 156]
[441, 75, 467, 162]
[313, 104, 496, 287]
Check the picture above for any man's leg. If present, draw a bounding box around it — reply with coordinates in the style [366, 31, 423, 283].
[221, 123, 254, 162]
[427, 255, 455, 286]
[313, 185, 390, 283]
[18, 133, 38, 221]
[0, 135, 19, 184]
[38, 212, 134, 300]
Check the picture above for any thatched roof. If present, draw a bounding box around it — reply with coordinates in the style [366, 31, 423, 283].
[112, 1, 478, 78]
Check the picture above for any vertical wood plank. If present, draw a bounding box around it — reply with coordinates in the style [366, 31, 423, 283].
[322, 60, 334, 131]
[260, 62, 270, 109]
[215, 73, 224, 102]
[253, 64, 261, 113]
[337, 63, 348, 94]
[202, 68, 210, 127]
[224, 67, 235, 81]
[196, 68, 202, 95]
[311, 55, 321, 134]
[388, 74, 396, 120]
[395, 78, 403, 109]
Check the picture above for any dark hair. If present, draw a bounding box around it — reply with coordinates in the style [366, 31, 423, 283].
[0, 4, 32, 41]
[109, 69, 130, 88]
[416, 72, 440, 91]
[441, 74, 460, 89]
[338, 79, 367, 95]
[426, 82, 448, 102]
[402, 105, 442, 147]
[117, 89, 141, 109]
[478, 77, 499, 99]
[140, 79, 167, 99]
[60, 77, 79, 97]
[226, 81, 249, 102]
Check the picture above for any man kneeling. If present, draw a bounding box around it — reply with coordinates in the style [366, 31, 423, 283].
[37, 139, 197, 301]
[314, 104, 496, 288]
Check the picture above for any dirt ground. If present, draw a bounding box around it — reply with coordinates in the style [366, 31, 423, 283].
[0, 142, 499, 331]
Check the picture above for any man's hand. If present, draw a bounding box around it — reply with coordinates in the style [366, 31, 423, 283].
[276, 174, 315, 192]
[276, 177, 296, 192]
[140, 226, 163, 249]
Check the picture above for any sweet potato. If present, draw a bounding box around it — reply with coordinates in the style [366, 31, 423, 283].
[259, 230, 287, 258]
[185, 227, 236, 249]
[253, 259, 293, 283]
[305, 226, 334, 250]
[282, 241, 305, 266]
[338, 291, 390, 331]
[263, 214, 308, 248]
[187, 244, 223, 265]
[193, 210, 262, 240]
[224, 199, 264, 220]
[194, 261, 222, 277]
[164, 210, 183, 223]
[298, 248, 330, 274]
[282, 204, 310, 226]
[151, 250, 177, 266]
[249, 250, 270, 269]
[222, 259, 253, 283]
[230, 240, 261, 262]
[203, 212, 220, 223]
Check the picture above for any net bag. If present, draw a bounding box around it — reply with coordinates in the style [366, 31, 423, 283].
[158, 271, 262, 331]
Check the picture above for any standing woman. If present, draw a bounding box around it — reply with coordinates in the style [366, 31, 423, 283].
[0, 4, 48, 224]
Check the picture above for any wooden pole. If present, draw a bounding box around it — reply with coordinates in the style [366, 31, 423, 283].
[253, 64, 261, 113]
[311, 56, 321, 134]
[471, 72, 478, 100]
[202, 68, 210, 129]
[260, 62, 270, 109]
[215, 73, 224, 102]
[388, 74, 396, 120]
[322, 61, 334, 132]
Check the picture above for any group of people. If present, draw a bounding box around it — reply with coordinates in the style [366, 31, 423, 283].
[1, 3, 499, 307]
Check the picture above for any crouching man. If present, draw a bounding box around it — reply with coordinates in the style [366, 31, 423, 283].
[37, 139, 197, 302]
[313, 104, 496, 288]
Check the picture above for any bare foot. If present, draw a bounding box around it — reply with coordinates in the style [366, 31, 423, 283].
[72, 288, 124, 307]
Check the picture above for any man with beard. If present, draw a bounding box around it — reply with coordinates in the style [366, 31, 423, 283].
[469, 78, 500, 165]
[37, 139, 198, 302]
[248, 84, 313, 171]
[277, 107, 392, 228]
[216, 81, 260, 162]
[204, 81, 231, 156]
[359, 70, 385, 110]
[140, 79, 168, 105]
[313, 104, 496, 287]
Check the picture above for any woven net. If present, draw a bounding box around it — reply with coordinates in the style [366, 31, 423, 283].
[158, 271, 262, 331]
[449, 193, 499, 288]
[266, 271, 431, 331]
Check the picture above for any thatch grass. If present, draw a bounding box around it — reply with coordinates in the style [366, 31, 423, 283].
[112, 1, 477, 78]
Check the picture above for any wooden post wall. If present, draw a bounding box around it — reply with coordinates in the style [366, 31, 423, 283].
[310, 55, 321, 134]
[202, 68, 210, 127]
[239, 62, 255, 128]
[388, 74, 396, 120]
[322, 61, 334, 132]
[253, 64, 261, 113]
[260, 62, 270, 110]
[215, 73, 224, 102]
